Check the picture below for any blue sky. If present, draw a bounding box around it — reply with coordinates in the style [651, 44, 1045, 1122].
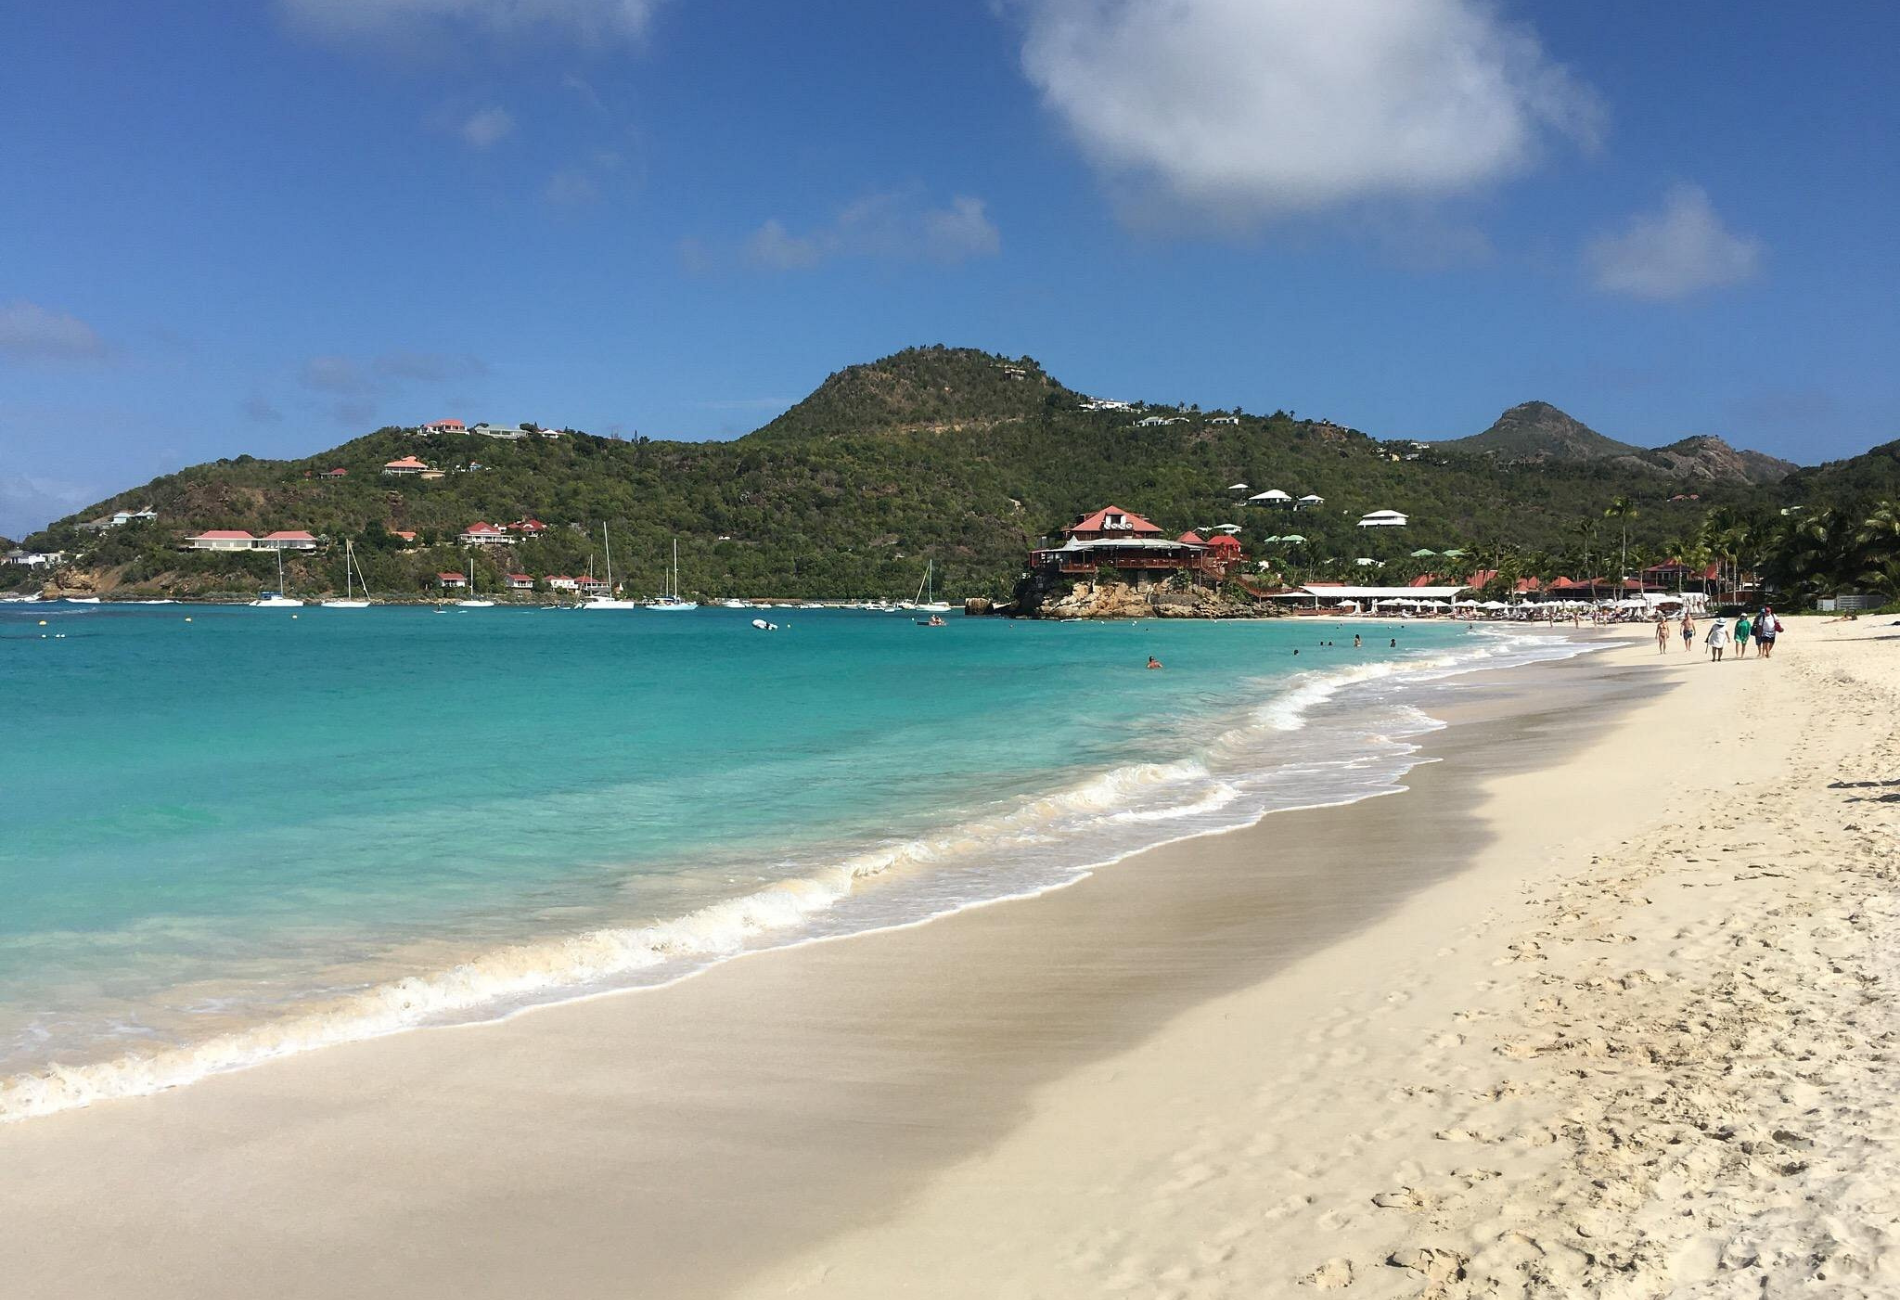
[3, 0, 1896, 536]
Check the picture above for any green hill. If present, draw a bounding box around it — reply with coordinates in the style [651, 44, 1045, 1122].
[5, 346, 1839, 601]
[1436, 401, 1642, 462]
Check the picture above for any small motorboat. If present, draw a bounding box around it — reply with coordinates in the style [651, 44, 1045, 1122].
[750, 617, 778, 631]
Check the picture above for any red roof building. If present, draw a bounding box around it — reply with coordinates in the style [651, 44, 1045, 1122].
[510, 518, 549, 534]
[547, 575, 580, 590]
[319, 467, 348, 479]
[185, 529, 258, 551]
[1176, 530, 1207, 545]
[422, 419, 465, 433]
[1065, 505, 1164, 541]
[506, 573, 534, 589]
[459, 522, 511, 545]
[256, 530, 320, 551]
[437, 571, 467, 588]
[383, 456, 430, 475]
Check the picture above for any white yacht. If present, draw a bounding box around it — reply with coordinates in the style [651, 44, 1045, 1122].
[252, 550, 305, 607]
[579, 524, 642, 609]
[642, 539, 698, 610]
[321, 539, 373, 608]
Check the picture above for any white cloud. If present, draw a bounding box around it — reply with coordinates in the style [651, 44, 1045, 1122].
[744, 219, 824, 271]
[460, 106, 516, 148]
[742, 191, 1002, 271]
[1587, 184, 1763, 301]
[0, 300, 106, 360]
[280, 0, 661, 47]
[1012, 0, 1601, 223]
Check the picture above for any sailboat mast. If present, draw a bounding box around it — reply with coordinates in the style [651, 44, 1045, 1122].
[602, 523, 614, 594]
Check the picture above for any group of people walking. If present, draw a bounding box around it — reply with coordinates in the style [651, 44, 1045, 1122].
[1656, 607, 1782, 662]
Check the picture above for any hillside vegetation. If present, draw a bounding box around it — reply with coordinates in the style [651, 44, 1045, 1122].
[7, 346, 1876, 601]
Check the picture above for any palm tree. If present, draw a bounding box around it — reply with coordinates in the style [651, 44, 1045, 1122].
[1604, 496, 1637, 589]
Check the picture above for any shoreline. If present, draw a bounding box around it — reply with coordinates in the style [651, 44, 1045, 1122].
[4, 623, 1891, 1297]
[0, 622, 1571, 1123]
[0, 629, 1642, 1297]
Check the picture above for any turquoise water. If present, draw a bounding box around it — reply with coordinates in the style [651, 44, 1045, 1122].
[0, 601, 1572, 1118]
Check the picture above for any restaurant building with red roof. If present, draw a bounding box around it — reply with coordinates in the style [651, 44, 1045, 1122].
[1030, 505, 1246, 585]
[437, 572, 467, 589]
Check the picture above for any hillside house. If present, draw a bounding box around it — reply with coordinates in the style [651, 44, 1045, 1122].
[1210, 415, 1240, 425]
[186, 530, 259, 551]
[421, 419, 464, 434]
[256, 531, 320, 551]
[547, 575, 580, 592]
[509, 518, 549, 535]
[1248, 489, 1294, 509]
[459, 522, 511, 546]
[1296, 494, 1324, 510]
[470, 423, 528, 440]
[1356, 510, 1409, 528]
[383, 456, 430, 476]
[506, 573, 534, 590]
[437, 572, 467, 590]
[318, 467, 348, 479]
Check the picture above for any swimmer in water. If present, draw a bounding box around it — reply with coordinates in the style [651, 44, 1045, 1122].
[1146, 656, 1162, 669]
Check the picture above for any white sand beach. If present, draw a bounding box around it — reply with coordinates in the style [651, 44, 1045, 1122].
[2, 620, 1895, 1299]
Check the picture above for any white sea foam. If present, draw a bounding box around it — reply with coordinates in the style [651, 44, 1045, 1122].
[0, 627, 1590, 1123]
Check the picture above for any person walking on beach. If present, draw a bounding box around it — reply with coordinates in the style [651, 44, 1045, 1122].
[1705, 617, 1730, 662]
[1733, 612, 1752, 659]
[1656, 616, 1670, 652]
[1680, 611, 1696, 650]
[1756, 607, 1781, 659]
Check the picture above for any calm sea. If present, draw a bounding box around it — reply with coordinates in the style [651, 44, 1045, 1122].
[0, 601, 1580, 1119]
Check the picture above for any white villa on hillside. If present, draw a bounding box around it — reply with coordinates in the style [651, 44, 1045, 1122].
[421, 419, 464, 434]
[1210, 415, 1239, 425]
[256, 530, 320, 551]
[470, 423, 529, 440]
[1248, 489, 1293, 508]
[1297, 494, 1325, 510]
[1357, 509, 1409, 528]
[459, 522, 512, 546]
[186, 530, 259, 551]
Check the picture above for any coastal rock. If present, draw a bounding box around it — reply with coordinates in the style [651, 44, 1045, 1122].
[1016, 578, 1270, 621]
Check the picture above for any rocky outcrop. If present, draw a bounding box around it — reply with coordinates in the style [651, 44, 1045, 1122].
[1020, 579, 1270, 620]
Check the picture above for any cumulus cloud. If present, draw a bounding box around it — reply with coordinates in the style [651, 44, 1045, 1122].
[744, 219, 824, 271]
[1587, 184, 1763, 301]
[460, 106, 516, 148]
[0, 300, 107, 360]
[1012, 0, 1601, 224]
[280, 0, 662, 48]
[742, 191, 1001, 271]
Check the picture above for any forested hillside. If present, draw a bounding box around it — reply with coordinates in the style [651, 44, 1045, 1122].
[6, 346, 1854, 600]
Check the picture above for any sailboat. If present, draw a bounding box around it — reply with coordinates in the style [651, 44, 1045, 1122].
[455, 551, 496, 608]
[643, 538, 698, 610]
[914, 560, 952, 613]
[321, 539, 373, 608]
[579, 523, 642, 609]
[251, 548, 304, 607]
